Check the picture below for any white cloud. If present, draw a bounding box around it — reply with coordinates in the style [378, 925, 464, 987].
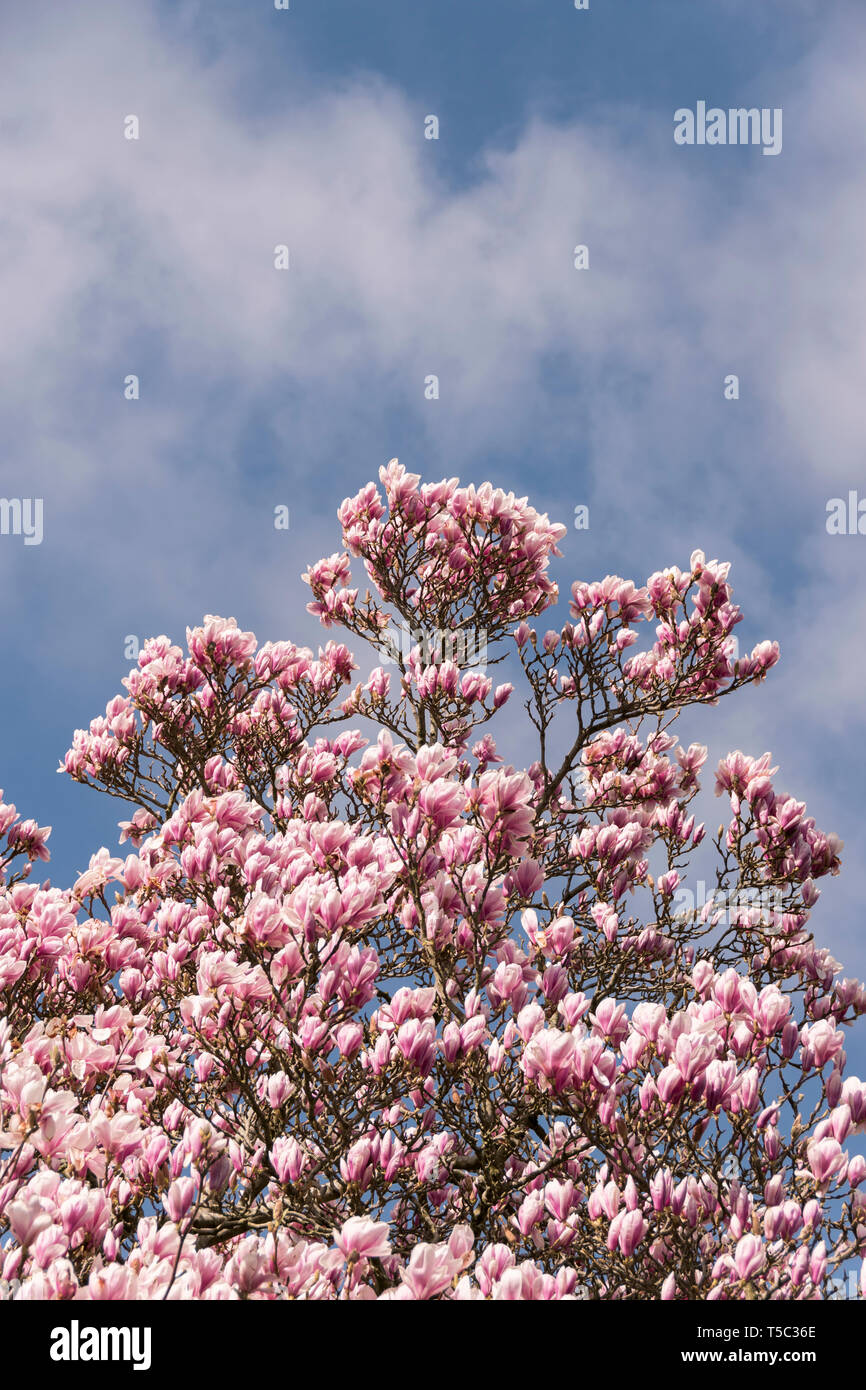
[2, 2, 866, 975]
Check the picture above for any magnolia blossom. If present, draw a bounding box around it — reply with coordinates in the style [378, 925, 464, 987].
[0, 465, 863, 1302]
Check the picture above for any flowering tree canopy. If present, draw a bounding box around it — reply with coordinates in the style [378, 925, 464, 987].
[2, 459, 865, 1301]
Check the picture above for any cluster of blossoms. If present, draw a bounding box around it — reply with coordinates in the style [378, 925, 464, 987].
[1, 461, 865, 1300]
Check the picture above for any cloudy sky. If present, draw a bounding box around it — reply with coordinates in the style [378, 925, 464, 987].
[2, 0, 865, 1058]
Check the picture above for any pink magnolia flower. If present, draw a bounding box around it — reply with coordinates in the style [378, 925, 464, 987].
[399, 1242, 458, 1299]
[335, 1216, 391, 1262]
[807, 1138, 845, 1186]
[733, 1235, 766, 1281]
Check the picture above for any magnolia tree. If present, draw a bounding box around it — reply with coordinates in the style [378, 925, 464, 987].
[2, 460, 866, 1302]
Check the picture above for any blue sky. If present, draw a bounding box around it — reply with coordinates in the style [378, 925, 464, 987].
[2, 0, 866, 1066]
